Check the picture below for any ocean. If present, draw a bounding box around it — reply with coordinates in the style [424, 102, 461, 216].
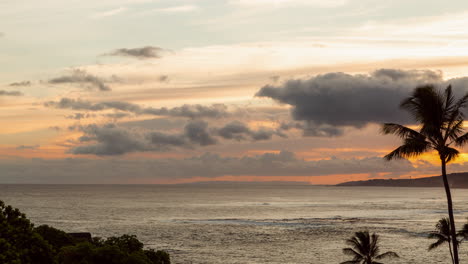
[0, 184, 466, 263]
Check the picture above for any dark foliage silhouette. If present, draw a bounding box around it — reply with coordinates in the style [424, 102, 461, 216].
[428, 218, 461, 263]
[382, 84, 468, 264]
[0, 200, 170, 264]
[341, 231, 399, 264]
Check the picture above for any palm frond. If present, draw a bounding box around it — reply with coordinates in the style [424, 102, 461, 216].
[381, 123, 422, 139]
[428, 238, 446, 251]
[401, 85, 444, 128]
[440, 146, 460, 163]
[342, 248, 362, 258]
[375, 251, 399, 259]
[454, 132, 468, 147]
[384, 138, 430, 160]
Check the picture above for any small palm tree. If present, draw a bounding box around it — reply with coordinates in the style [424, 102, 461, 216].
[457, 218, 468, 242]
[341, 231, 399, 264]
[382, 85, 468, 264]
[428, 218, 460, 264]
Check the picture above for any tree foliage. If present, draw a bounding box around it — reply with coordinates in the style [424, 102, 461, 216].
[0, 200, 55, 264]
[341, 231, 399, 264]
[0, 200, 170, 264]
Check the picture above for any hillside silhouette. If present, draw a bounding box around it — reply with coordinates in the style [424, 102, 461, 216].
[336, 172, 468, 188]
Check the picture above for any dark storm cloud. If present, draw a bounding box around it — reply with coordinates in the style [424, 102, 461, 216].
[69, 120, 285, 156]
[107, 46, 164, 59]
[0, 151, 432, 183]
[49, 70, 111, 91]
[45, 98, 230, 119]
[0, 90, 23, 96]
[256, 69, 458, 132]
[9, 81, 31, 87]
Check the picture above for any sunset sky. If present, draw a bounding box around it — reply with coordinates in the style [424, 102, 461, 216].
[3, 0, 468, 184]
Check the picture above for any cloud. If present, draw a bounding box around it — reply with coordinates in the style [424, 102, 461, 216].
[69, 120, 285, 156]
[0, 90, 23, 96]
[9, 81, 31, 87]
[72, 124, 150, 155]
[217, 121, 285, 141]
[65, 113, 96, 120]
[45, 98, 230, 119]
[49, 70, 111, 91]
[184, 120, 217, 146]
[256, 69, 466, 135]
[107, 46, 164, 59]
[70, 121, 214, 155]
[0, 151, 433, 183]
[16, 145, 40, 150]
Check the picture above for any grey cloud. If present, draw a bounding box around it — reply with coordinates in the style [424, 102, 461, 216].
[256, 69, 460, 133]
[159, 75, 169, 82]
[45, 98, 230, 119]
[66, 113, 96, 120]
[184, 120, 217, 146]
[49, 70, 111, 91]
[72, 124, 149, 155]
[280, 121, 343, 137]
[16, 145, 39, 150]
[0, 151, 435, 183]
[104, 112, 132, 119]
[9, 81, 31, 87]
[107, 46, 164, 59]
[70, 121, 215, 155]
[217, 121, 285, 141]
[0, 90, 23, 96]
[70, 120, 285, 156]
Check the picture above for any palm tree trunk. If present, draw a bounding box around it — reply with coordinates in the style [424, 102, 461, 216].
[441, 158, 459, 264]
[448, 239, 454, 264]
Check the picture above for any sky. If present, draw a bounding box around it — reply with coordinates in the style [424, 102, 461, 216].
[3, 0, 468, 184]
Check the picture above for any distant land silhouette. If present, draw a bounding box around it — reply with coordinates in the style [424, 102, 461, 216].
[336, 172, 468, 188]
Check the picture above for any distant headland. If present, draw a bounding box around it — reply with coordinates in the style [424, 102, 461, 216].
[336, 172, 468, 188]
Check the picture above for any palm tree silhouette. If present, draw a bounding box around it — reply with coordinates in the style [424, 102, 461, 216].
[341, 231, 399, 264]
[382, 85, 468, 264]
[428, 218, 460, 264]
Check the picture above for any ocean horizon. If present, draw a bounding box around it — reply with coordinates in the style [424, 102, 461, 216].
[1, 183, 465, 263]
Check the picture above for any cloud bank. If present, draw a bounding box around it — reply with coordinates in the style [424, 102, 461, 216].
[257, 69, 468, 135]
[69, 120, 284, 156]
[0, 151, 429, 183]
[45, 98, 230, 119]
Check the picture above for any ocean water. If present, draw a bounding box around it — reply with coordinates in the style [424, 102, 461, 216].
[1, 184, 467, 264]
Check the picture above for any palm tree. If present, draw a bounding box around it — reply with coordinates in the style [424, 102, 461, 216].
[457, 218, 468, 242]
[382, 85, 468, 264]
[428, 218, 460, 264]
[341, 231, 399, 264]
